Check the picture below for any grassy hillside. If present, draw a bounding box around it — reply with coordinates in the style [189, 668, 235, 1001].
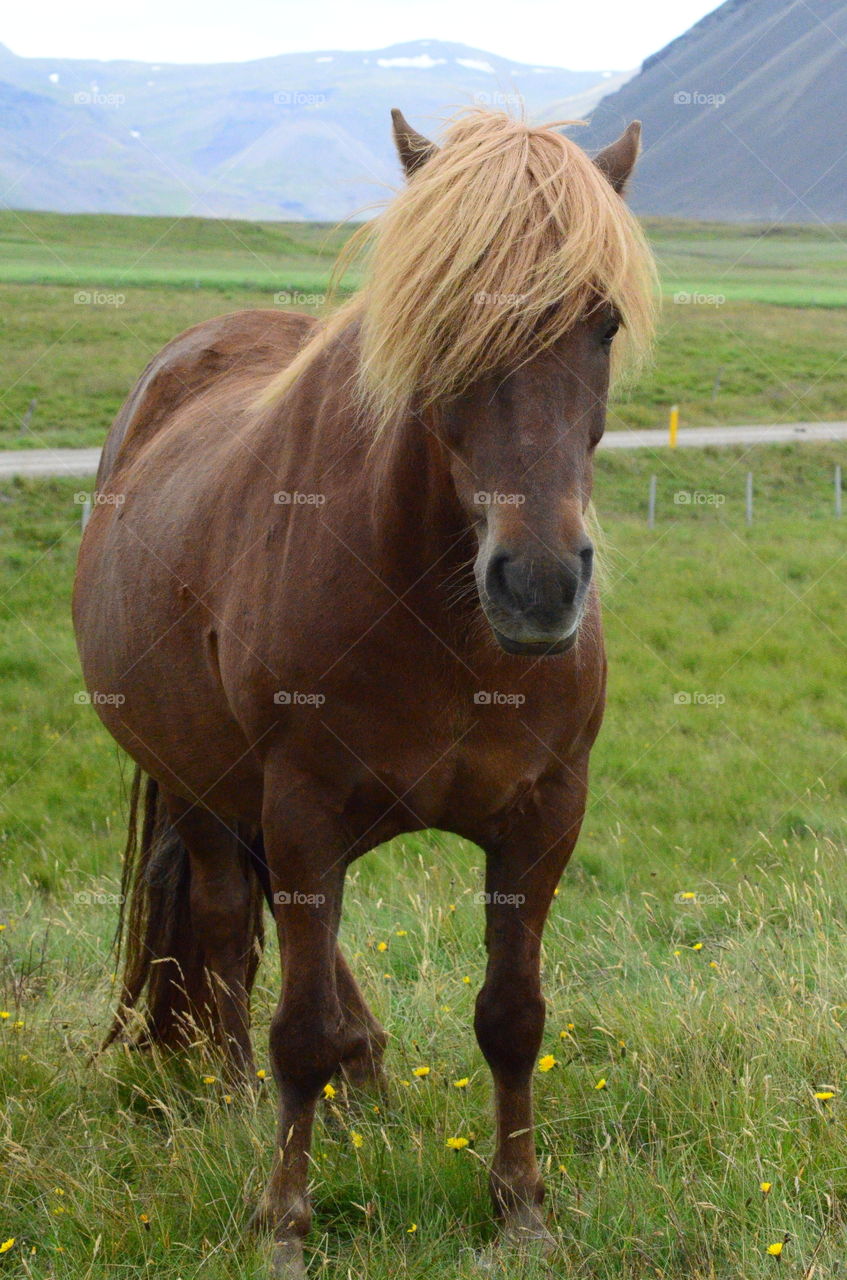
[1, 213, 846, 450]
[0, 453, 845, 1277]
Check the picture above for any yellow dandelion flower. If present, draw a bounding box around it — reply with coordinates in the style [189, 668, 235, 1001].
[760, 1182, 772, 1194]
[553, 887, 559, 897]
[446, 1136, 469, 1150]
[673, 950, 681, 957]
[53, 1189, 64, 1196]
[558, 1164, 567, 1173]
[815, 1090, 835, 1101]
[323, 1083, 337, 1100]
[0, 924, 5, 931]
[448, 904, 456, 912]
[351, 1131, 364, 1148]
[139, 1213, 150, 1227]
[395, 930, 408, 937]
[401, 1079, 411, 1087]
[256, 1069, 268, 1080]
[0, 1012, 9, 1020]
[201, 1075, 216, 1085]
[0, 1240, 14, 1254]
[407, 1222, 418, 1234]
[223, 1094, 233, 1105]
[766, 1242, 783, 1257]
[453, 1077, 470, 1089]
[376, 941, 388, 953]
[462, 976, 471, 984]
[692, 942, 703, 951]
[537, 1055, 556, 1073]
[680, 892, 696, 900]
[11, 1022, 23, 1031]
[595, 1078, 607, 1090]
[412, 1066, 430, 1078]
[709, 961, 719, 969]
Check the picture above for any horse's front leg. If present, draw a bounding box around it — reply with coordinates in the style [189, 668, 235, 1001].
[251, 776, 350, 1279]
[475, 764, 589, 1251]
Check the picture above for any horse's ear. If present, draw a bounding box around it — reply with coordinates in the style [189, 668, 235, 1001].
[593, 121, 642, 196]
[391, 108, 436, 178]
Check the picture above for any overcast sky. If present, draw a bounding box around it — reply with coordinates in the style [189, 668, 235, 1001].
[3, 0, 722, 70]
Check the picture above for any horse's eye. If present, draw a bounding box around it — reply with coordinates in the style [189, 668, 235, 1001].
[601, 321, 620, 348]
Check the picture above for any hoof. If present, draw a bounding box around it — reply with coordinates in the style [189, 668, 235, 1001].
[502, 1203, 557, 1257]
[268, 1239, 308, 1280]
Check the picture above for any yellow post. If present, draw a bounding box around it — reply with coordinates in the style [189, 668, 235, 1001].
[669, 404, 679, 448]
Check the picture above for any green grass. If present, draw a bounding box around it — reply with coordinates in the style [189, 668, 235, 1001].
[1, 213, 847, 449]
[1, 451, 846, 1277]
[646, 219, 847, 308]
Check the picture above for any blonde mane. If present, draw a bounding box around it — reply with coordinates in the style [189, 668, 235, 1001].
[261, 108, 657, 431]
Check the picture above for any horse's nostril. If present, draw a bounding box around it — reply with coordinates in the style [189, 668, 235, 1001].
[579, 542, 594, 574]
[485, 551, 516, 610]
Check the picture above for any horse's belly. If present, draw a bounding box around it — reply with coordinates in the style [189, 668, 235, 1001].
[74, 509, 263, 816]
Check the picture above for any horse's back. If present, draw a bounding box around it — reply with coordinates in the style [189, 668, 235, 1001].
[97, 309, 316, 487]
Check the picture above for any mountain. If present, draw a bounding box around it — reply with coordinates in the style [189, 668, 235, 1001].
[0, 40, 631, 221]
[579, 0, 847, 222]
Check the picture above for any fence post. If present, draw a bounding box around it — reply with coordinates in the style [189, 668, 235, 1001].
[745, 472, 753, 526]
[648, 475, 657, 529]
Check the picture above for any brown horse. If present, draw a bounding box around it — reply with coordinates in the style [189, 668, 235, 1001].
[73, 108, 655, 1276]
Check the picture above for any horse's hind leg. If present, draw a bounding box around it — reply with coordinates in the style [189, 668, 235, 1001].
[162, 797, 262, 1082]
[335, 947, 388, 1091]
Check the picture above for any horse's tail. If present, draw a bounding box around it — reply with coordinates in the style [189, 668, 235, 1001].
[102, 767, 268, 1052]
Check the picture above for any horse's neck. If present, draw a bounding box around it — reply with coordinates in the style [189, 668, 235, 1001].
[365, 415, 472, 594]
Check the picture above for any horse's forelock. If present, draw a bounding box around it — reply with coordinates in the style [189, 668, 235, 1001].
[259, 109, 657, 432]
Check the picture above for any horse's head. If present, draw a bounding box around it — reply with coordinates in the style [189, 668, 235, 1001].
[391, 110, 651, 656]
[262, 109, 655, 656]
[438, 336, 611, 654]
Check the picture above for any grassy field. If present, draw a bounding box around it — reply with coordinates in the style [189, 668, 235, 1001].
[1, 211, 846, 449]
[1, 442, 846, 1279]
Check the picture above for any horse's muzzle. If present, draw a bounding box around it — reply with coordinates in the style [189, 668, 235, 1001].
[480, 542, 593, 656]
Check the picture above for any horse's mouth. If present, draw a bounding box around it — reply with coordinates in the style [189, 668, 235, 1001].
[491, 627, 578, 657]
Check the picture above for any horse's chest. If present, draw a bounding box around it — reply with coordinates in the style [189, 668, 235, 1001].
[346, 710, 560, 840]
